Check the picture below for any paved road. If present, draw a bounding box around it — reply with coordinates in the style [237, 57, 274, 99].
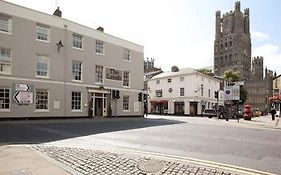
[0, 116, 281, 174]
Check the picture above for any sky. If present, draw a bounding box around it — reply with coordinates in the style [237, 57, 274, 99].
[6, 0, 281, 75]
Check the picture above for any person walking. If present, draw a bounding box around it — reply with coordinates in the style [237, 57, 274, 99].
[270, 108, 276, 121]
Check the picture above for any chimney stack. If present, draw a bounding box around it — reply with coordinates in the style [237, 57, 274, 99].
[53, 7, 62, 17]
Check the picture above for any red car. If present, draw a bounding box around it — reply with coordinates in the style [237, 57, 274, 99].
[243, 104, 254, 120]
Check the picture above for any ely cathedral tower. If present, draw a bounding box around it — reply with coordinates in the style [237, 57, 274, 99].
[214, 1, 251, 81]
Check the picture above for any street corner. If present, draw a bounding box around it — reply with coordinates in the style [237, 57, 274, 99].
[31, 145, 277, 175]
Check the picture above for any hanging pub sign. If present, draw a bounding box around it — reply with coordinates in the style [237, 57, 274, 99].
[105, 68, 122, 81]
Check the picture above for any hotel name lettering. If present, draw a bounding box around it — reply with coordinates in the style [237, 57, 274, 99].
[106, 68, 122, 81]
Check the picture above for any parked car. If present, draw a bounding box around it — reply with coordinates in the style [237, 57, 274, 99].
[203, 109, 223, 118]
[243, 105, 254, 120]
[203, 109, 216, 118]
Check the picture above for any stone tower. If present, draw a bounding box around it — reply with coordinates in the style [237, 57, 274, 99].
[214, 1, 252, 81]
[252, 56, 264, 80]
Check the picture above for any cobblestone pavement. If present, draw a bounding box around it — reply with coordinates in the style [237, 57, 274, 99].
[33, 145, 237, 175]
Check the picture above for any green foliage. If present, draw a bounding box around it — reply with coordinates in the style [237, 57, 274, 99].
[240, 85, 248, 104]
[223, 70, 240, 82]
[197, 68, 214, 77]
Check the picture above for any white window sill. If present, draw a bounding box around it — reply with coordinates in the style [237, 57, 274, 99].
[71, 110, 82, 112]
[0, 109, 11, 112]
[0, 31, 12, 35]
[35, 110, 49, 112]
[36, 39, 50, 43]
[36, 75, 50, 79]
[0, 72, 11, 75]
[96, 52, 104, 56]
[123, 86, 130, 88]
[72, 79, 83, 83]
[123, 59, 131, 62]
[123, 110, 130, 112]
[73, 47, 83, 51]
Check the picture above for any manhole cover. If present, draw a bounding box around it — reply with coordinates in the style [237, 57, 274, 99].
[137, 160, 165, 173]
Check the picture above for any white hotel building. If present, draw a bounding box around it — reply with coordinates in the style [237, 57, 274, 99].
[147, 67, 223, 116]
[0, 1, 144, 118]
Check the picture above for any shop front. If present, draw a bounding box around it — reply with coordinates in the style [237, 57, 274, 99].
[150, 100, 168, 114]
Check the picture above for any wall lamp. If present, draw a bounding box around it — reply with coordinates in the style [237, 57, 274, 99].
[56, 40, 63, 52]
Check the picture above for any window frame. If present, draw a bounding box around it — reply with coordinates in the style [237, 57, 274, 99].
[36, 54, 50, 78]
[72, 60, 82, 81]
[72, 33, 83, 50]
[71, 91, 82, 111]
[156, 90, 163, 97]
[96, 40, 104, 55]
[180, 87, 184, 97]
[35, 89, 49, 112]
[36, 23, 50, 42]
[0, 14, 12, 34]
[123, 48, 130, 61]
[123, 96, 129, 111]
[123, 71, 130, 87]
[156, 80, 160, 84]
[95, 65, 103, 84]
[167, 78, 172, 83]
[0, 47, 11, 75]
[0, 87, 10, 112]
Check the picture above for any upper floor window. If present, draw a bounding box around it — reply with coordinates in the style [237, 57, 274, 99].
[167, 78, 171, 83]
[208, 89, 211, 97]
[0, 14, 12, 33]
[73, 33, 83, 49]
[156, 90, 162, 97]
[36, 23, 50, 42]
[123, 96, 129, 111]
[200, 84, 204, 96]
[72, 60, 82, 81]
[123, 71, 130, 87]
[0, 88, 10, 111]
[95, 65, 103, 84]
[180, 88, 184, 96]
[156, 80, 160, 84]
[36, 54, 50, 78]
[123, 49, 130, 61]
[0, 47, 11, 75]
[35, 89, 48, 111]
[96, 40, 104, 54]
[180, 77, 184, 81]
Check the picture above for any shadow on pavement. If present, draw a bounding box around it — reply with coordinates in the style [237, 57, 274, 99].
[0, 117, 184, 145]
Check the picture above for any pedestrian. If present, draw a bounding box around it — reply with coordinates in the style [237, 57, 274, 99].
[270, 108, 276, 121]
[275, 111, 280, 128]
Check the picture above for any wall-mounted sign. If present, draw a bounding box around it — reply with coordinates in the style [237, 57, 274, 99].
[12, 83, 34, 104]
[106, 68, 122, 81]
[13, 91, 33, 104]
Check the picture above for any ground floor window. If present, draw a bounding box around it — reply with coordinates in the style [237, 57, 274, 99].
[123, 96, 129, 111]
[72, 91, 82, 110]
[174, 101, 184, 115]
[35, 89, 48, 110]
[0, 88, 10, 110]
[150, 100, 168, 114]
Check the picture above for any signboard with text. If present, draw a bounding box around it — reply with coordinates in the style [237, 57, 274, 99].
[105, 68, 123, 81]
[12, 83, 34, 104]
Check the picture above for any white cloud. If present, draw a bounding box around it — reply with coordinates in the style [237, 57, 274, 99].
[251, 31, 270, 41]
[253, 44, 281, 74]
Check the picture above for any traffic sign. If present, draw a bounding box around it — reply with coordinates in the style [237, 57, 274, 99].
[13, 91, 33, 104]
[15, 84, 31, 91]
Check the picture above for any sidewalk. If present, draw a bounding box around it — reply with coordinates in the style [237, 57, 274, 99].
[224, 115, 281, 130]
[0, 144, 277, 175]
[0, 145, 72, 175]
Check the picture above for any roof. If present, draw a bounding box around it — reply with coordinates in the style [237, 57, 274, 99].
[0, 1, 143, 53]
[151, 68, 200, 79]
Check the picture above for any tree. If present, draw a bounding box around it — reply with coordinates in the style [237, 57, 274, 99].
[223, 70, 247, 103]
[197, 68, 214, 77]
[223, 70, 240, 82]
